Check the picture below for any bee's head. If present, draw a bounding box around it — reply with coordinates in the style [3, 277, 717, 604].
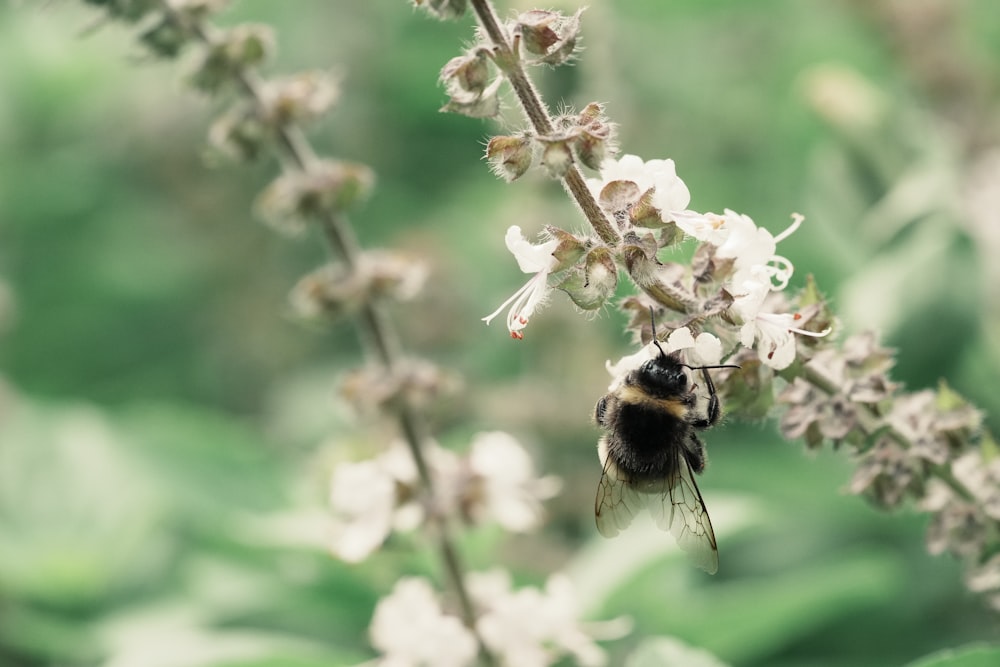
[637, 343, 688, 396]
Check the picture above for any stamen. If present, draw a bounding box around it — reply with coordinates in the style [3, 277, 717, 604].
[773, 212, 803, 244]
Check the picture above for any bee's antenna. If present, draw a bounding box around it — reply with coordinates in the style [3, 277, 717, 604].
[648, 306, 666, 356]
[680, 363, 741, 372]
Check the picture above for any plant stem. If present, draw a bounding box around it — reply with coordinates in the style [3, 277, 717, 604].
[155, 1, 490, 653]
[469, 0, 619, 246]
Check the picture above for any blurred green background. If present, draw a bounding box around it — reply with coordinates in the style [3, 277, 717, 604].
[2, 0, 1000, 665]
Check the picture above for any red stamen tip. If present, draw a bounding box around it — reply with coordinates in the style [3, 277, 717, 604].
[510, 330, 524, 340]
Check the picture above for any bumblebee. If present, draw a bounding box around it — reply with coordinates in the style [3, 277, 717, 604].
[594, 332, 736, 574]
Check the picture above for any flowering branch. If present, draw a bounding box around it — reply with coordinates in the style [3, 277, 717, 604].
[425, 0, 1000, 611]
[150, 2, 486, 636]
[80, 1, 625, 664]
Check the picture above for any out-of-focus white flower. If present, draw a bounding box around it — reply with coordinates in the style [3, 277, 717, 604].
[483, 226, 559, 339]
[369, 577, 478, 667]
[466, 431, 561, 532]
[329, 440, 461, 563]
[328, 459, 397, 563]
[469, 570, 608, 667]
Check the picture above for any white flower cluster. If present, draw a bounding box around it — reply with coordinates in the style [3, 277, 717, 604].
[369, 571, 618, 667]
[328, 432, 560, 563]
[484, 154, 829, 370]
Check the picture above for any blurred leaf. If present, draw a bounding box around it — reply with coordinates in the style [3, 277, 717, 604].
[0, 399, 171, 608]
[905, 644, 1000, 667]
[117, 402, 290, 519]
[98, 602, 343, 667]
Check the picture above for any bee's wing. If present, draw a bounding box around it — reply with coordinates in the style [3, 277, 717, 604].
[650, 451, 719, 575]
[594, 456, 643, 538]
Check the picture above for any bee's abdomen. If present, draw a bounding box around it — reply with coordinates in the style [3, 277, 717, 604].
[606, 402, 686, 480]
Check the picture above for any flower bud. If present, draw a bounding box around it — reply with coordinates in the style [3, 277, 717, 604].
[556, 246, 618, 310]
[628, 189, 665, 228]
[340, 358, 459, 414]
[569, 103, 617, 170]
[256, 160, 375, 235]
[545, 226, 588, 272]
[486, 134, 534, 182]
[440, 50, 491, 98]
[439, 49, 503, 118]
[515, 9, 583, 66]
[257, 71, 340, 126]
[597, 180, 642, 218]
[289, 251, 427, 320]
[538, 138, 574, 178]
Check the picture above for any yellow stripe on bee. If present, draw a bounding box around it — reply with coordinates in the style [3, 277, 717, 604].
[618, 384, 688, 419]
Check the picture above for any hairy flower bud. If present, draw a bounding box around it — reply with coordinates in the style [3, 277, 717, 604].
[486, 134, 534, 182]
[539, 138, 574, 178]
[340, 358, 458, 414]
[256, 160, 375, 235]
[440, 49, 502, 118]
[514, 9, 583, 66]
[569, 102, 616, 170]
[257, 71, 340, 126]
[545, 226, 588, 272]
[289, 252, 427, 320]
[556, 246, 618, 310]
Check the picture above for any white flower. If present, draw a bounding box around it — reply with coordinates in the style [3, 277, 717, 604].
[588, 154, 696, 224]
[483, 226, 559, 339]
[328, 440, 460, 563]
[328, 459, 396, 563]
[469, 570, 608, 667]
[731, 275, 827, 370]
[370, 577, 478, 667]
[604, 327, 723, 387]
[715, 209, 801, 289]
[672, 210, 729, 244]
[715, 212, 828, 369]
[604, 343, 656, 382]
[467, 431, 561, 532]
[664, 327, 723, 366]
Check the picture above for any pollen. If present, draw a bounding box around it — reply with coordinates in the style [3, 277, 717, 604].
[518, 316, 529, 325]
[511, 331, 524, 340]
[793, 313, 802, 321]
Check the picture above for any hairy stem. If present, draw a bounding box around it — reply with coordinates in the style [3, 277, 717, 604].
[469, 0, 619, 246]
[156, 1, 489, 652]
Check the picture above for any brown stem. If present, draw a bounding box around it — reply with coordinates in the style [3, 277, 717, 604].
[155, 1, 489, 652]
[468, 0, 619, 246]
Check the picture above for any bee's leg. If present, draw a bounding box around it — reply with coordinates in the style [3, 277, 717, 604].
[595, 395, 609, 426]
[683, 433, 707, 474]
[699, 367, 721, 427]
